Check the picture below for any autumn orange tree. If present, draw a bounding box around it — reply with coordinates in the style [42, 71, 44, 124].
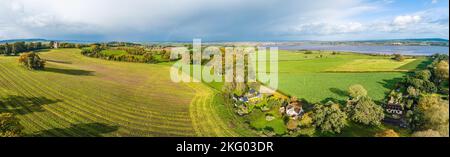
[375, 129, 399, 137]
[18, 52, 46, 70]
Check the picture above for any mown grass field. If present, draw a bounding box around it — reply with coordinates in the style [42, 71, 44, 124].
[0, 48, 254, 137]
[327, 58, 416, 72]
[272, 50, 430, 103]
[100, 49, 127, 56]
[268, 50, 429, 137]
[0, 48, 431, 137]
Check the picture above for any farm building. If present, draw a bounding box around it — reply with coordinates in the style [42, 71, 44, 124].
[280, 100, 304, 120]
[385, 104, 403, 115]
[383, 98, 408, 128]
[53, 42, 59, 49]
[233, 88, 263, 104]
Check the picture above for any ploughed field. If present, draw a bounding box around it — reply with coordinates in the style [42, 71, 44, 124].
[0, 49, 252, 137]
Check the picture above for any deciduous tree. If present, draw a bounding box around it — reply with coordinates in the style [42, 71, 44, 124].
[347, 96, 384, 126]
[348, 84, 367, 99]
[417, 94, 449, 136]
[18, 52, 46, 70]
[299, 112, 313, 128]
[412, 129, 442, 137]
[434, 60, 449, 81]
[393, 54, 405, 61]
[312, 102, 347, 134]
[0, 113, 23, 137]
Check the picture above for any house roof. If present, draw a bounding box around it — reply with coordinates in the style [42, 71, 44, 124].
[287, 101, 303, 113]
[289, 101, 302, 108]
[386, 104, 402, 110]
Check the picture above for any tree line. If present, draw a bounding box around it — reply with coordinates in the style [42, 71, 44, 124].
[221, 54, 448, 137]
[81, 45, 171, 63]
[0, 42, 49, 56]
[307, 54, 449, 137]
[388, 54, 449, 137]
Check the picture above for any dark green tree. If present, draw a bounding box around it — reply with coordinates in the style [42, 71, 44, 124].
[18, 52, 46, 70]
[4, 43, 11, 55]
[0, 113, 24, 137]
[393, 54, 405, 61]
[347, 96, 384, 126]
[0, 45, 4, 55]
[312, 102, 348, 134]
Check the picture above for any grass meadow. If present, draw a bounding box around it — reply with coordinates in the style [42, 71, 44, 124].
[0, 49, 254, 137]
[0, 48, 431, 137]
[269, 50, 430, 103]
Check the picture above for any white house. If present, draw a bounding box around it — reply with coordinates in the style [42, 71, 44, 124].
[282, 101, 304, 119]
[53, 42, 59, 49]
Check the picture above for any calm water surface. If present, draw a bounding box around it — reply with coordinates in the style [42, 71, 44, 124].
[279, 45, 449, 55]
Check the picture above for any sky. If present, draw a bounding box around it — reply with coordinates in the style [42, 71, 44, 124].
[0, 0, 448, 41]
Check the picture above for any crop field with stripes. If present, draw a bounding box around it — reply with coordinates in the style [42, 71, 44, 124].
[0, 49, 254, 137]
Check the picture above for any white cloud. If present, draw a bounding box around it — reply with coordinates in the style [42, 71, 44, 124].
[393, 15, 422, 26]
[294, 22, 365, 35]
[288, 7, 449, 40]
[432, 0, 438, 4]
[10, 1, 24, 12]
[0, 0, 448, 41]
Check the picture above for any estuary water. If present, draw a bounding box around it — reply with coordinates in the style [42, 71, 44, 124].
[278, 45, 449, 56]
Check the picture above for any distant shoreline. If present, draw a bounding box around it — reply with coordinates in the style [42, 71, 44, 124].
[279, 45, 449, 56]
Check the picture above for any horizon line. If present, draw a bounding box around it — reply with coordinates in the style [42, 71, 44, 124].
[1, 37, 449, 43]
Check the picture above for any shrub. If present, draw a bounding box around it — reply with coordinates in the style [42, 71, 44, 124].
[0, 113, 23, 137]
[412, 129, 442, 137]
[162, 50, 171, 60]
[393, 54, 405, 61]
[417, 94, 449, 136]
[434, 60, 449, 81]
[296, 127, 316, 137]
[299, 112, 313, 128]
[304, 51, 313, 54]
[287, 119, 299, 131]
[143, 52, 155, 63]
[375, 129, 399, 137]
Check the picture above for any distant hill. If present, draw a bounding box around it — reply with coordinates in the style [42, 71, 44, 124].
[1, 38, 448, 45]
[0, 38, 49, 43]
[359, 38, 449, 43]
[0, 38, 94, 44]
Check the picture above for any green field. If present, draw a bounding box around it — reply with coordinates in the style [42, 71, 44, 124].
[100, 49, 127, 56]
[271, 50, 429, 103]
[0, 49, 255, 137]
[0, 49, 432, 137]
[327, 58, 415, 72]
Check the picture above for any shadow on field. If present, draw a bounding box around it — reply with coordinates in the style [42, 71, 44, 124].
[31, 123, 119, 137]
[45, 59, 72, 64]
[44, 67, 95, 76]
[329, 88, 349, 97]
[378, 77, 404, 89]
[415, 59, 433, 70]
[34, 49, 51, 53]
[0, 95, 62, 115]
[320, 97, 347, 106]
